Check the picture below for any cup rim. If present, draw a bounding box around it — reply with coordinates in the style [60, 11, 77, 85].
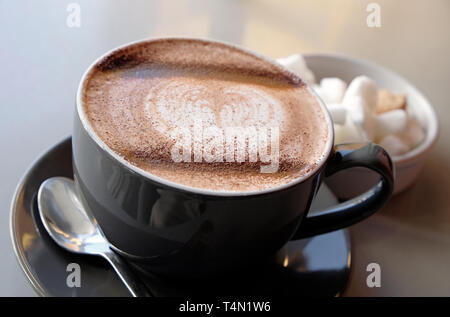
[75, 37, 334, 197]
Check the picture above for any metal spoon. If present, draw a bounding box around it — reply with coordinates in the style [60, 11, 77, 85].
[37, 177, 151, 297]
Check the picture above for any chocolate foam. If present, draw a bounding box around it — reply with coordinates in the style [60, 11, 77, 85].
[82, 39, 329, 191]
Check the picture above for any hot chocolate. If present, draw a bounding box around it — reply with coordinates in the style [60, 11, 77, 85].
[82, 39, 329, 191]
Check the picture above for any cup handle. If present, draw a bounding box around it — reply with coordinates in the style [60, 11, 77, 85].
[291, 142, 394, 240]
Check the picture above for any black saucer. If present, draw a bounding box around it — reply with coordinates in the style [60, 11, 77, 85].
[10, 137, 351, 297]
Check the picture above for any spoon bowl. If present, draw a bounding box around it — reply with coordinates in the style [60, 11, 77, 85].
[38, 177, 109, 255]
[37, 177, 151, 297]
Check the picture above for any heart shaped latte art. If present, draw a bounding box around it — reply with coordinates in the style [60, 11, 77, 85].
[144, 80, 285, 135]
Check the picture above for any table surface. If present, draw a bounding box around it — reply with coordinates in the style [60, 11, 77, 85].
[1, 0, 449, 296]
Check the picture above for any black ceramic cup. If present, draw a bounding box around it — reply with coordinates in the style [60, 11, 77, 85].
[73, 38, 394, 278]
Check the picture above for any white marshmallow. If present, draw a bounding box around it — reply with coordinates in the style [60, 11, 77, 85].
[311, 84, 322, 97]
[374, 109, 409, 141]
[312, 84, 325, 103]
[276, 54, 316, 85]
[342, 76, 378, 113]
[319, 77, 347, 104]
[379, 134, 411, 156]
[400, 118, 425, 148]
[326, 103, 347, 125]
[342, 95, 375, 141]
[334, 119, 366, 144]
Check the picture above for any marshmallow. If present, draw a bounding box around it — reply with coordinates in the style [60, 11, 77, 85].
[278, 61, 424, 154]
[342, 95, 375, 141]
[319, 77, 347, 104]
[376, 89, 406, 114]
[311, 84, 321, 96]
[334, 119, 366, 144]
[342, 76, 378, 113]
[312, 84, 320, 90]
[276, 54, 316, 85]
[374, 109, 409, 141]
[326, 103, 347, 125]
[379, 134, 411, 156]
[399, 118, 426, 148]
[412, 111, 428, 129]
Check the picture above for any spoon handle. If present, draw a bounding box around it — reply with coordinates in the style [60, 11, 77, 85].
[102, 251, 152, 297]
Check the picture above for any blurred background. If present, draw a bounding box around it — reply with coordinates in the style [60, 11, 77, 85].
[0, 0, 449, 296]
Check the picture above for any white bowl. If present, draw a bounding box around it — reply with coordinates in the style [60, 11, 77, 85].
[303, 54, 439, 197]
